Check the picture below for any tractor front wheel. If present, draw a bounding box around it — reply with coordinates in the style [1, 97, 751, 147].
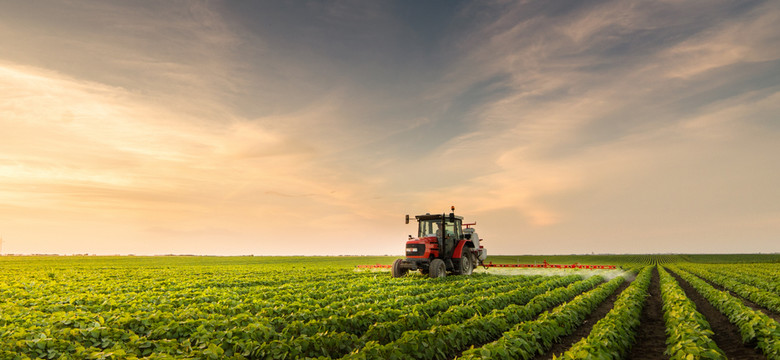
[392, 259, 408, 278]
[429, 259, 446, 278]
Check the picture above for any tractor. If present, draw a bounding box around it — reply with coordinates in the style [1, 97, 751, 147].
[392, 207, 487, 278]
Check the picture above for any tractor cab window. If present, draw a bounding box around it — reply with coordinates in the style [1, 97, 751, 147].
[444, 219, 462, 240]
[418, 220, 442, 238]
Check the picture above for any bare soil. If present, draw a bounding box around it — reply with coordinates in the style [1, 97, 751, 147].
[532, 278, 632, 360]
[669, 269, 767, 359]
[626, 266, 668, 360]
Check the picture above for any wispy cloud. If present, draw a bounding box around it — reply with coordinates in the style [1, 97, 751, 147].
[1, 0, 778, 254]
[388, 0, 780, 253]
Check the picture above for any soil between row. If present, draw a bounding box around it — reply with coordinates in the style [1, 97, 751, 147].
[667, 269, 766, 359]
[626, 266, 667, 360]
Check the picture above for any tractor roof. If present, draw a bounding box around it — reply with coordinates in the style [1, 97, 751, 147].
[415, 213, 464, 221]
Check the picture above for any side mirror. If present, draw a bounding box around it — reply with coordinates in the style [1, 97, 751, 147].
[405, 215, 410, 224]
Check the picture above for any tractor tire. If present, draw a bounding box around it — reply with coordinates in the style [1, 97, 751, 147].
[429, 259, 446, 278]
[392, 259, 408, 278]
[457, 253, 473, 276]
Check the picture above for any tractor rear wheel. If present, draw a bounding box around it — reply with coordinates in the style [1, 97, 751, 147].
[429, 259, 446, 278]
[392, 259, 408, 278]
[457, 253, 473, 275]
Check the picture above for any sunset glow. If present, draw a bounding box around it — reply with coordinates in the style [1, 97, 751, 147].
[1, 1, 779, 255]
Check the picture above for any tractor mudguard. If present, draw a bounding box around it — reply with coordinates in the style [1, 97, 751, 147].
[452, 240, 469, 259]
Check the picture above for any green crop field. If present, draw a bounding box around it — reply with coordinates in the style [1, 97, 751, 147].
[1, 255, 779, 359]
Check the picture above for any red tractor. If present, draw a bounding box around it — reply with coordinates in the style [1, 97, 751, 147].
[392, 207, 487, 278]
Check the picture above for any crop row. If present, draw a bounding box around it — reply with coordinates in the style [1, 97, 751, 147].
[256, 275, 525, 334]
[337, 275, 606, 360]
[678, 264, 780, 314]
[360, 275, 578, 344]
[748, 264, 780, 279]
[5, 256, 776, 360]
[458, 275, 625, 359]
[263, 275, 536, 336]
[657, 266, 725, 359]
[555, 266, 652, 359]
[2, 272, 520, 328]
[669, 266, 780, 359]
[689, 264, 779, 299]
[1, 271, 535, 359]
[244, 276, 565, 359]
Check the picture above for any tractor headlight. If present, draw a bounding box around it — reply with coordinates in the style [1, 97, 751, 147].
[406, 244, 425, 256]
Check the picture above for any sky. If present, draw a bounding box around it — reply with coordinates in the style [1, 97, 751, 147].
[1, 0, 779, 256]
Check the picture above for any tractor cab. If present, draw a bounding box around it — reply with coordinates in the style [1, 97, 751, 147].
[414, 213, 462, 259]
[393, 207, 487, 278]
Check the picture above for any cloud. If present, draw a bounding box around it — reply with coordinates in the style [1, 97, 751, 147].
[1, 1, 778, 254]
[387, 0, 780, 253]
[0, 57, 411, 255]
[0, 1, 243, 122]
[0, 63, 326, 220]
